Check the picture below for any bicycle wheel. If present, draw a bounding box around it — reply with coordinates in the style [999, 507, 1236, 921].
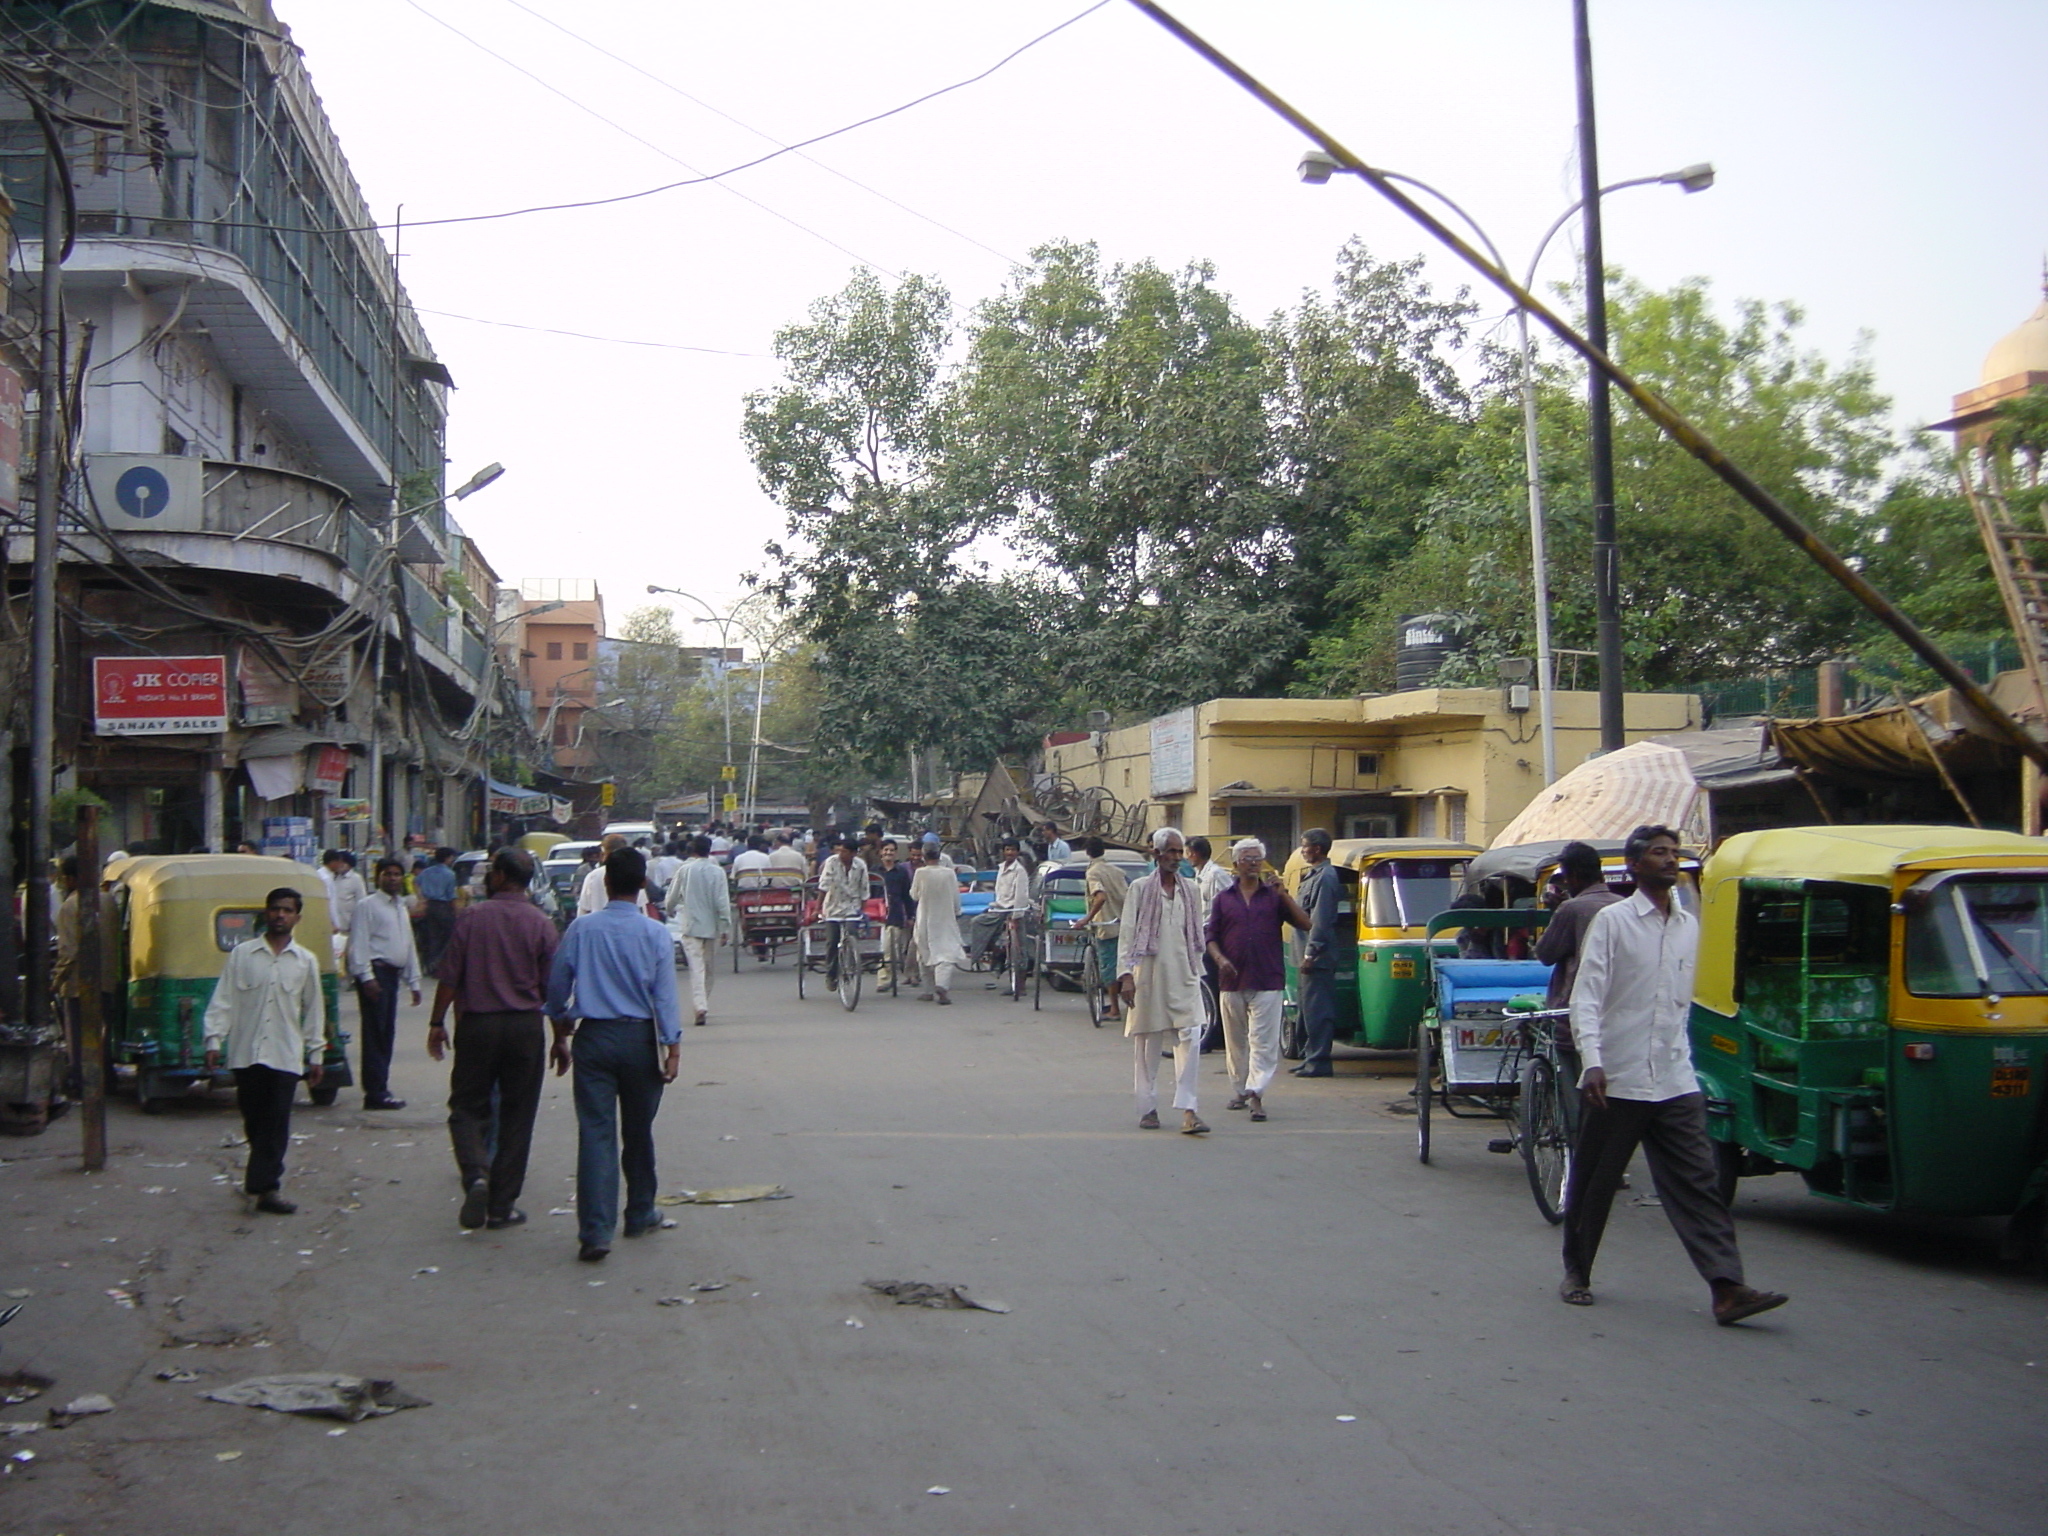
[837, 931, 861, 1011]
[1415, 1022, 1434, 1164]
[883, 927, 899, 998]
[1006, 921, 1027, 1000]
[1520, 1054, 1570, 1224]
[1083, 939, 1104, 1027]
[1033, 933, 1046, 1011]
[796, 932, 808, 999]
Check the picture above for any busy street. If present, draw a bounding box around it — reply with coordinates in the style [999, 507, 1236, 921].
[3, 954, 2042, 1535]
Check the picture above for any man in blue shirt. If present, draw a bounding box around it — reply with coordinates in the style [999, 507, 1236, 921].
[546, 847, 683, 1262]
[414, 846, 460, 974]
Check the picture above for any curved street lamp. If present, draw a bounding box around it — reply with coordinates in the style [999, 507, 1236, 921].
[1297, 153, 1713, 782]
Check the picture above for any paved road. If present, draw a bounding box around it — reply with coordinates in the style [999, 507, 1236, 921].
[3, 947, 2044, 1534]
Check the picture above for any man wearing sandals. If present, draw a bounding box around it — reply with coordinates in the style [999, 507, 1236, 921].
[1559, 823, 1788, 1326]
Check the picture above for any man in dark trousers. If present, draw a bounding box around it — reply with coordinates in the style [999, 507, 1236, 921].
[1291, 828, 1342, 1077]
[414, 845, 460, 974]
[348, 857, 421, 1110]
[429, 849, 560, 1231]
[546, 847, 683, 1263]
[1559, 824, 1789, 1326]
[202, 888, 326, 1215]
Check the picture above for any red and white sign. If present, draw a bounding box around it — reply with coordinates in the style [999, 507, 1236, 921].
[92, 655, 229, 735]
[308, 744, 351, 794]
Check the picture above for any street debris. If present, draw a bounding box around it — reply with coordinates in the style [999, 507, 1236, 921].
[862, 1280, 1012, 1314]
[2, 1289, 29, 1300]
[163, 1326, 259, 1348]
[655, 1297, 693, 1307]
[155, 1368, 201, 1383]
[50, 1393, 115, 1427]
[0, 1371, 53, 1405]
[0, 1421, 40, 1438]
[926, 1486, 950, 1495]
[844, 1318, 864, 1329]
[11, 1447, 35, 1462]
[657, 1184, 789, 1206]
[689, 1281, 727, 1293]
[105, 1288, 138, 1309]
[202, 1374, 431, 1423]
[412, 1267, 439, 1278]
[1335, 1414, 1357, 1423]
[214, 1450, 242, 1461]
[547, 1207, 575, 1216]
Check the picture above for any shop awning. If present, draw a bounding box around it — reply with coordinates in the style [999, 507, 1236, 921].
[487, 778, 553, 817]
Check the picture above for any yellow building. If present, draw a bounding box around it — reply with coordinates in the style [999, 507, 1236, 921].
[1042, 688, 1699, 852]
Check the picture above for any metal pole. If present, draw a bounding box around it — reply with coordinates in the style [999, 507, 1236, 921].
[0, 729, 16, 1022]
[75, 804, 105, 1172]
[1516, 306, 1559, 784]
[25, 134, 65, 1035]
[1573, 0, 1624, 753]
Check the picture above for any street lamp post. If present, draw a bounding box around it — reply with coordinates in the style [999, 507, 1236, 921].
[1297, 151, 1712, 781]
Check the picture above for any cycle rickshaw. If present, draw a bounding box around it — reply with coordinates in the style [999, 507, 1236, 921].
[1032, 862, 1101, 1020]
[796, 880, 885, 1010]
[731, 870, 803, 970]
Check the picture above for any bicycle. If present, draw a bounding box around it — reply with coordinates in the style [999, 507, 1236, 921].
[797, 917, 863, 1012]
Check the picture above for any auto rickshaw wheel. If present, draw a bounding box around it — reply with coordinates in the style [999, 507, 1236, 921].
[1414, 1027, 1434, 1164]
[1280, 1002, 1304, 1061]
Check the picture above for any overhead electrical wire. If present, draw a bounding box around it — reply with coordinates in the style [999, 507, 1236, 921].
[410, 306, 767, 356]
[498, 0, 1024, 268]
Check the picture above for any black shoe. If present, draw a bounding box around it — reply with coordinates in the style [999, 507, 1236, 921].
[252, 1192, 297, 1215]
[364, 1096, 407, 1110]
[485, 1209, 528, 1230]
[459, 1178, 490, 1229]
[578, 1243, 610, 1262]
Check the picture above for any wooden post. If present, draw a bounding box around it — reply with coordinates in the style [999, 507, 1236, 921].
[76, 805, 106, 1172]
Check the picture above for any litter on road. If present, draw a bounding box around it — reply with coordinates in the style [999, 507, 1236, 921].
[202, 1374, 431, 1423]
[0, 1371, 53, 1405]
[155, 1368, 200, 1383]
[657, 1184, 789, 1206]
[0, 1421, 40, 1438]
[863, 1279, 1012, 1314]
[51, 1393, 115, 1426]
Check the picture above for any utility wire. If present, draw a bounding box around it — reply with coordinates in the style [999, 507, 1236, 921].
[498, 0, 1023, 268]
[404, 0, 899, 276]
[410, 305, 767, 357]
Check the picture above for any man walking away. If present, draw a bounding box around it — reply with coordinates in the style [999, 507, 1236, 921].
[1188, 836, 1232, 1050]
[910, 845, 965, 1004]
[430, 850, 559, 1231]
[1117, 828, 1209, 1135]
[1291, 829, 1342, 1078]
[578, 834, 650, 917]
[1559, 824, 1788, 1326]
[203, 888, 327, 1214]
[547, 848, 683, 1262]
[349, 857, 420, 1110]
[667, 835, 733, 1026]
[1208, 838, 1310, 1121]
[415, 846, 460, 973]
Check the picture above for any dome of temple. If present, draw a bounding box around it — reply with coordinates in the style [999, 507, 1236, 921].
[1983, 283, 2048, 383]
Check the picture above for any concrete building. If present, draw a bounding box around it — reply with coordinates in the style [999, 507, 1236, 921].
[1041, 688, 1700, 853]
[0, 1, 494, 855]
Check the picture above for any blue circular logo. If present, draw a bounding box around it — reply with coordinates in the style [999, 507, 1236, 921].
[115, 465, 173, 519]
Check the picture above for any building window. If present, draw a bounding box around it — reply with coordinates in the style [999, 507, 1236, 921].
[572, 642, 588, 661]
[546, 642, 562, 661]
[1445, 795, 1468, 844]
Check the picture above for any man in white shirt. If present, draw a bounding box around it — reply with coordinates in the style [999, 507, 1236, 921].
[579, 834, 650, 918]
[644, 842, 684, 905]
[348, 857, 422, 1110]
[968, 839, 1032, 968]
[765, 832, 807, 881]
[731, 836, 772, 876]
[814, 836, 870, 989]
[1560, 824, 1788, 1326]
[203, 886, 328, 1214]
[667, 835, 734, 1026]
[320, 849, 365, 966]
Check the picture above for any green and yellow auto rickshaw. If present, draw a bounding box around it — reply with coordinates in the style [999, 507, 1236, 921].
[1280, 839, 1480, 1057]
[109, 855, 350, 1113]
[1692, 826, 2048, 1263]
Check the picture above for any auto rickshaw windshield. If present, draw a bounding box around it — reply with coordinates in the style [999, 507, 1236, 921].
[1361, 860, 1469, 929]
[1904, 876, 2048, 997]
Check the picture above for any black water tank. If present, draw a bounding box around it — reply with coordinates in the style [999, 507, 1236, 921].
[1395, 614, 1461, 690]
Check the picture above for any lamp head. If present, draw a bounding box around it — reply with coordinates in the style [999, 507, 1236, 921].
[451, 462, 505, 500]
[1661, 162, 1715, 193]
[1297, 147, 1340, 185]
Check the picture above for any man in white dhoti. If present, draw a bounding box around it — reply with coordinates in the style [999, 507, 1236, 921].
[1116, 827, 1209, 1135]
[910, 845, 967, 1005]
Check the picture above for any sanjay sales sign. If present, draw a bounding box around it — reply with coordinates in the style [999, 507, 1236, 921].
[93, 655, 229, 735]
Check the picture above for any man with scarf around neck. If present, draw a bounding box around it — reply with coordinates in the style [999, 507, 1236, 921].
[1116, 827, 1210, 1135]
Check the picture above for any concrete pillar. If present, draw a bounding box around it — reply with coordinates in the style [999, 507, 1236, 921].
[203, 763, 225, 853]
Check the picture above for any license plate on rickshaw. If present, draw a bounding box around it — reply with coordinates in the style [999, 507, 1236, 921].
[1455, 1026, 1506, 1049]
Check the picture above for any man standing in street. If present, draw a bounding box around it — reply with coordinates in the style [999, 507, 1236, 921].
[1291, 828, 1342, 1078]
[644, 841, 684, 908]
[429, 849, 559, 1231]
[667, 834, 733, 1026]
[1559, 824, 1788, 1325]
[579, 833, 651, 917]
[911, 844, 965, 1004]
[202, 888, 327, 1215]
[1117, 828, 1209, 1135]
[320, 849, 365, 968]
[349, 857, 420, 1110]
[547, 847, 683, 1263]
[1207, 838, 1310, 1122]
[1533, 840, 1621, 1095]
[414, 846, 459, 973]
[1188, 836, 1233, 1051]
[1081, 838, 1129, 1023]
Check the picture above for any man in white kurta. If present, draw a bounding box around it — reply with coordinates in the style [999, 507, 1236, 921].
[910, 847, 968, 1004]
[666, 836, 734, 1025]
[1116, 828, 1209, 1134]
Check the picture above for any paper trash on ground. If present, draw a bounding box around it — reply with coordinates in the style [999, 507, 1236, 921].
[863, 1280, 1012, 1314]
[202, 1375, 431, 1423]
[657, 1185, 790, 1206]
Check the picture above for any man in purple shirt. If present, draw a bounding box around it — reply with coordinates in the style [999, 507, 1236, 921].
[428, 849, 560, 1231]
[1206, 837, 1310, 1122]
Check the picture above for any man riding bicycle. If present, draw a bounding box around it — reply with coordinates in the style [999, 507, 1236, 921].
[968, 838, 1032, 977]
[815, 835, 870, 989]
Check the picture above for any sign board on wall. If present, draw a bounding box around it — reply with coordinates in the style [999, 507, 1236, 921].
[1149, 707, 1197, 798]
[84, 454, 205, 534]
[308, 745, 351, 795]
[327, 798, 370, 824]
[93, 655, 228, 735]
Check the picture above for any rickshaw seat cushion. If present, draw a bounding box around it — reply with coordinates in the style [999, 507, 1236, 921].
[1433, 959, 1553, 1012]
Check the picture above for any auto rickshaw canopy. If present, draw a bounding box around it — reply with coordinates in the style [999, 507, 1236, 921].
[1695, 825, 2048, 1016]
[114, 854, 335, 982]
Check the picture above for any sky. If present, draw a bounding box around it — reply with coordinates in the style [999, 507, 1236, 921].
[280, 0, 2048, 653]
